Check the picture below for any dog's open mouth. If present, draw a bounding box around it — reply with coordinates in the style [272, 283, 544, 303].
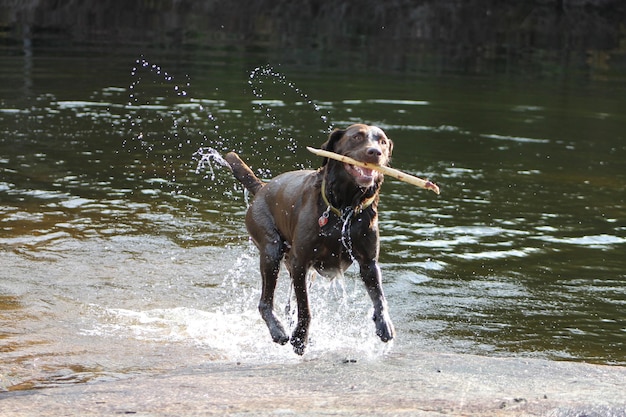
[344, 163, 378, 187]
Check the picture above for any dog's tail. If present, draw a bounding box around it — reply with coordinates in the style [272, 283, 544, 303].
[224, 152, 265, 196]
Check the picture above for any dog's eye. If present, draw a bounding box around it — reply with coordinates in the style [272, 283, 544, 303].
[379, 138, 387, 146]
[352, 134, 364, 142]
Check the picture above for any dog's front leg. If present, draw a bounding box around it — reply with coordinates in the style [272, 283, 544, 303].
[359, 260, 395, 342]
[289, 263, 311, 355]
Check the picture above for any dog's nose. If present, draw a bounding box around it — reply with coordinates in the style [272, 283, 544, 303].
[366, 147, 382, 157]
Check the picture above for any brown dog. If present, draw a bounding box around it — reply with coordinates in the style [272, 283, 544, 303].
[224, 124, 395, 355]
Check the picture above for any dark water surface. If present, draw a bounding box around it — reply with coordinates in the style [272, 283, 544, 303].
[1, 47, 625, 391]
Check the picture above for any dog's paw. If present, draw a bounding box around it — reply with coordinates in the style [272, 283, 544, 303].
[290, 326, 308, 355]
[269, 325, 289, 345]
[373, 311, 395, 342]
[273, 334, 289, 345]
[290, 336, 307, 355]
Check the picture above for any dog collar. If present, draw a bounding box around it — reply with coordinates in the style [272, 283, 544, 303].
[319, 177, 376, 226]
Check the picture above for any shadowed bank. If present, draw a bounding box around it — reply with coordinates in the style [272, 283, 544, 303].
[1, 0, 626, 79]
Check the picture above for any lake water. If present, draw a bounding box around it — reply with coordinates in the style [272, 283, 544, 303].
[1, 46, 625, 391]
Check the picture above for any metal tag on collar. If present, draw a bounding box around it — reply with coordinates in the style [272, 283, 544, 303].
[318, 206, 331, 227]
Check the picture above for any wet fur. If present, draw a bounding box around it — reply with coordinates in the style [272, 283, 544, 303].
[224, 124, 395, 355]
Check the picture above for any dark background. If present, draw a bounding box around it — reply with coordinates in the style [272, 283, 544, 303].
[1, 0, 625, 79]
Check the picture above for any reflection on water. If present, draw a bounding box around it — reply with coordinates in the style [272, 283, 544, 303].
[1, 49, 625, 392]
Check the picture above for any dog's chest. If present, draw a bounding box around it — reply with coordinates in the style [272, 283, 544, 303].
[311, 233, 361, 277]
[318, 211, 374, 239]
[313, 214, 375, 268]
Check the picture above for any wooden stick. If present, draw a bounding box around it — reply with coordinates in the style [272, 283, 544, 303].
[306, 147, 440, 195]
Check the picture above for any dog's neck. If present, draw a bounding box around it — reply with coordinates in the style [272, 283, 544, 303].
[321, 162, 381, 215]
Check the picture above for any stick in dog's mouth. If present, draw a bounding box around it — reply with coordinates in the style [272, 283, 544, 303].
[306, 146, 440, 195]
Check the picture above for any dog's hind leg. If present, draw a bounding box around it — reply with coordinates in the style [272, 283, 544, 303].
[258, 243, 290, 345]
[289, 261, 311, 355]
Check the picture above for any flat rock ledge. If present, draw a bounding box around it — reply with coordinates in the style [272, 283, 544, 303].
[1, 352, 625, 416]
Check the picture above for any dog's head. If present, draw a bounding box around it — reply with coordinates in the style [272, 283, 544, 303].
[321, 124, 393, 188]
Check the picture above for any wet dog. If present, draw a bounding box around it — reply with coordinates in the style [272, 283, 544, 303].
[225, 124, 395, 354]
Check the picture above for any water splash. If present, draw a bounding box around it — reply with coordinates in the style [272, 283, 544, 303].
[128, 57, 190, 105]
[122, 56, 231, 200]
[123, 60, 335, 190]
[248, 64, 333, 157]
[193, 147, 230, 181]
[84, 272, 388, 362]
[124, 57, 225, 152]
[248, 64, 331, 125]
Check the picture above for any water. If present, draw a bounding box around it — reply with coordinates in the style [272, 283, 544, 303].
[1, 49, 625, 392]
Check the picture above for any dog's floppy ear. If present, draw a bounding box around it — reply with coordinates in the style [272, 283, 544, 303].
[320, 128, 345, 166]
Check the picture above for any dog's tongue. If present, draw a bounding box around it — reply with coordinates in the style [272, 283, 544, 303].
[356, 166, 374, 178]
[345, 163, 377, 187]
